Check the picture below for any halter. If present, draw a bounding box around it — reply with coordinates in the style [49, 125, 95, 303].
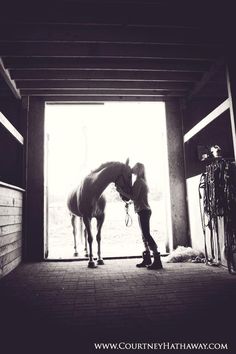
[115, 174, 133, 227]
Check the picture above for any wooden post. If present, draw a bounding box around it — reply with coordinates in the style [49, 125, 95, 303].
[20, 96, 29, 261]
[25, 97, 45, 261]
[165, 100, 190, 250]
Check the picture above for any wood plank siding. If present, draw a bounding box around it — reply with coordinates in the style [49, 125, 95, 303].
[0, 185, 23, 278]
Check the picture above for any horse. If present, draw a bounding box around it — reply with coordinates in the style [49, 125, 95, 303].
[67, 159, 132, 268]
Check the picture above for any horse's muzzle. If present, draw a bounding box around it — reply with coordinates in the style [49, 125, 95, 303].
[120, 194, 130, 202]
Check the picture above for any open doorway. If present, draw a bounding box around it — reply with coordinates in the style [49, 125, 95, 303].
[44, 102, 171, 259]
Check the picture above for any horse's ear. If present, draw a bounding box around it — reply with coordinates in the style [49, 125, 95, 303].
[125, 158, 130, 166]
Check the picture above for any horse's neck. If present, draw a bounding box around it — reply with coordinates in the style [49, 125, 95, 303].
[92, 164, 120, 195]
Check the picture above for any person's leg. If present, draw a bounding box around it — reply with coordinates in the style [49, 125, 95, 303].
[138, 210, 163, 270]
[138, 210, 158, 252]
[136, 211, 152, 267]
[137, 215, 149, 251]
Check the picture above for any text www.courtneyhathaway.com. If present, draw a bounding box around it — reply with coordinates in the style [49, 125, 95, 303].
[94, 342, 229, 350]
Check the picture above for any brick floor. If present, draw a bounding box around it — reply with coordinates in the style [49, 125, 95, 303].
[0, 259, 236, 353]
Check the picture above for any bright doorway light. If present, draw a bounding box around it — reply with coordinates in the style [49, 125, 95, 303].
[44, 102, 171, 259]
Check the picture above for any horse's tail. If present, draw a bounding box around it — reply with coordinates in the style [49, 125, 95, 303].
[67, 187, 81, 216]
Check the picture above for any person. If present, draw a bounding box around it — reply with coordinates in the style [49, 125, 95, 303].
[117, 162, 163, 270]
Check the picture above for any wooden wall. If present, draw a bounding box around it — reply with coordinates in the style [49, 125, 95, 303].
[0, 94, 24, 277]
[0, 184, 23, 278]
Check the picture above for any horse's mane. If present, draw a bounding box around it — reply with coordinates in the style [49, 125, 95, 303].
[91, 161, 120, 173]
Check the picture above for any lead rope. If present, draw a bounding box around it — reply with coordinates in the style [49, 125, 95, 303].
[125, 202, 133, 227]
[199, 173, 209, 264]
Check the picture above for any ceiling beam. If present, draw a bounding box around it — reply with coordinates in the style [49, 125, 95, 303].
[0, 58, 21, 99]
[22, 93, 184, 98]
[42, 96, 169, 102]
[19, 89, 186, 96]
[4, 57, 211, 72]
[187, 57, 226, 101]
[0, 42, 221, 60]
[11, 70, 201, 82]
[0, 24, 222, 46]
[0, 0, 229, 29]
[16, 80, 192, 90]
[19, 88, 226, 99]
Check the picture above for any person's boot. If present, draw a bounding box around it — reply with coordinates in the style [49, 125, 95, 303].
[147, 252, 163, 270]
[136, 251, 152, 268]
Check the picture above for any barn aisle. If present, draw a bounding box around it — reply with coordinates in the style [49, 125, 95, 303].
[0, 260, 236, 353]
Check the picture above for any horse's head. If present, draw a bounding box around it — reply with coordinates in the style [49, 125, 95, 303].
[115, 158, 132, 201]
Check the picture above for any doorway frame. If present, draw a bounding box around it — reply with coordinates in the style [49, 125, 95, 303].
[43, 101, 172, 260]
[24, 98, 189, 262]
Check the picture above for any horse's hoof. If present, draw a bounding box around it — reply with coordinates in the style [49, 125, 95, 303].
[88, 261, 97, 268]
[74, 252, 78, 257]
[85, 253, 89, 258]
[97, 259, 105, 265]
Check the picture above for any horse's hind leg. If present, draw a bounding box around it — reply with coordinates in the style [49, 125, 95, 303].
[83, 216, 96, 268]
[96, 214, 105, 265]
[71, 214, 78, 257]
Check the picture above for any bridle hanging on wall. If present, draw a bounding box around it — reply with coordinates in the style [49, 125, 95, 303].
[199, 158, 236, 274]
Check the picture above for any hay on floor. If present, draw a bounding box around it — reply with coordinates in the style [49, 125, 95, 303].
[164, 246, 205, 263]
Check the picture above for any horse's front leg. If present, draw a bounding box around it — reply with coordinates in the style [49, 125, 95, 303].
[79, 217, 88, 257]
[96, 214, 105, 265]
[83, 216, 96, 268]
[84, 228, 88, 257]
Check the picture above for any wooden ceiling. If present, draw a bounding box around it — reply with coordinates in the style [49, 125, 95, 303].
[0, 0, 232, 102]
